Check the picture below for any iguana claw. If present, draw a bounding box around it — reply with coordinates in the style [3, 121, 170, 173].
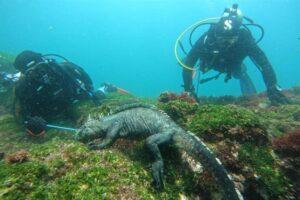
[151, 161, 164, 191]
[87, 142, 99, 150]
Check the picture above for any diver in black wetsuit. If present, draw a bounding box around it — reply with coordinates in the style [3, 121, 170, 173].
[182, 4, 289, 105]
[6, 51, 124, 135]
[12, 51, 95, 122]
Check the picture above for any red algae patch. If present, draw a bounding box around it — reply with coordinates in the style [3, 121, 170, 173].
[272, 129, 300, 157]
[6, 150, 29, 164]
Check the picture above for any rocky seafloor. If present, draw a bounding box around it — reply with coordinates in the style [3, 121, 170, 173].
[0, 53, 299, 200]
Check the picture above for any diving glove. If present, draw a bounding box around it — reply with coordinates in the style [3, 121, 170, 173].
[25, 116, 47, 136]
[267, 86, 290, 106]
[182, 85, 199, 103]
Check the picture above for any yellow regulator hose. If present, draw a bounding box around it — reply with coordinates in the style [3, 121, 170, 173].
[174, 17, 220, 71]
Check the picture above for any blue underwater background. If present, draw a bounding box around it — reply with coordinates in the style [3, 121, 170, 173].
[0, 0, 299, 97]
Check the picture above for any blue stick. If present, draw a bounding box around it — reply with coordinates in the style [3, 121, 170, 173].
[46, 124, 77, 132]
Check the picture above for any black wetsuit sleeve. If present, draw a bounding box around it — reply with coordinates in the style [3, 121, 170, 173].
[13, 77, 28, 122]
[182, 35, 205, 91]
[246, 33, 278, 89]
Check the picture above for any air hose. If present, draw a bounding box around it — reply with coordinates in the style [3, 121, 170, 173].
[46, 124, 77, 132]
[42, 54, 70, 62]
[174, 17, 220, 71]
[26, 124, 77, 137]
[242, 23, 265, 44]
[25, 119, 77, 137]
[188, 22, 216, 47]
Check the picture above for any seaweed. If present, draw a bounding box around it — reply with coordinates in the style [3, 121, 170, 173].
[188, 104, 268, 144]
[238, 143, 292, 199]
[0, 139, 200, 199]
[272, 129, 300, 158]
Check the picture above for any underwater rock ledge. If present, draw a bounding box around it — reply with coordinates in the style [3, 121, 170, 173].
[0, 87, 299, 199]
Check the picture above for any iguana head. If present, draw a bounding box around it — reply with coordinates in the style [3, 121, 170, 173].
[75, 115, 107, 143]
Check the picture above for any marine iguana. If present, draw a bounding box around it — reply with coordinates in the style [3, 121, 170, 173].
[75, 104, 244, 200]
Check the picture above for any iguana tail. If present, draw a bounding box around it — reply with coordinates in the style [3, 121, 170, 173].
[173, 131, 244, 200]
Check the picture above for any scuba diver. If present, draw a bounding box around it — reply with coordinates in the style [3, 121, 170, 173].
[12, 50, 95, 135]
[5, 50, 128, 136]
[180, 4, 289, 105]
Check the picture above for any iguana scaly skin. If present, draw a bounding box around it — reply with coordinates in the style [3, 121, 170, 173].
[76, 105, 244, 200]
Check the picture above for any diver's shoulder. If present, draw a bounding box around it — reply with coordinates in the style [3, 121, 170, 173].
[239, 28, 253, 39]
[239, 28, 252, 38]
[238, 28, 255, 44]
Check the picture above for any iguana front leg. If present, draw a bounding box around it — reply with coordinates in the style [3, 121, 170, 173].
[145, 132, 173, 191]
[89, 124, 121, 150]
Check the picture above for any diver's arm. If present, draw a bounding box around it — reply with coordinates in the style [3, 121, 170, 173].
[240, 29, 277, 89]
[12, 79, 27, 124]
[182, 37, 204, 92]
[248, 44, 277, 89]
[248, 39, 289, 104]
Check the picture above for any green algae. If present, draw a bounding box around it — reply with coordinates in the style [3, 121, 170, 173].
[158, 100, 198, 127]
[69, 94, 157, 124]
[100, 93, 156, 108]
[0, 115, 28, 153]
[68, 100, 111, 123]
[0, 161, 49, 199]
[188, 104, 265, 142]
[0, 115, 21, 132]
[0, 139, 199, 200]
[238, 143, 291, 199]
[0, 88, 14, 112]
[0, 52, 16, 110]
[258, 104, 300, 136]
[0, 52, 15, 73]
[0, 52, 15, 62]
